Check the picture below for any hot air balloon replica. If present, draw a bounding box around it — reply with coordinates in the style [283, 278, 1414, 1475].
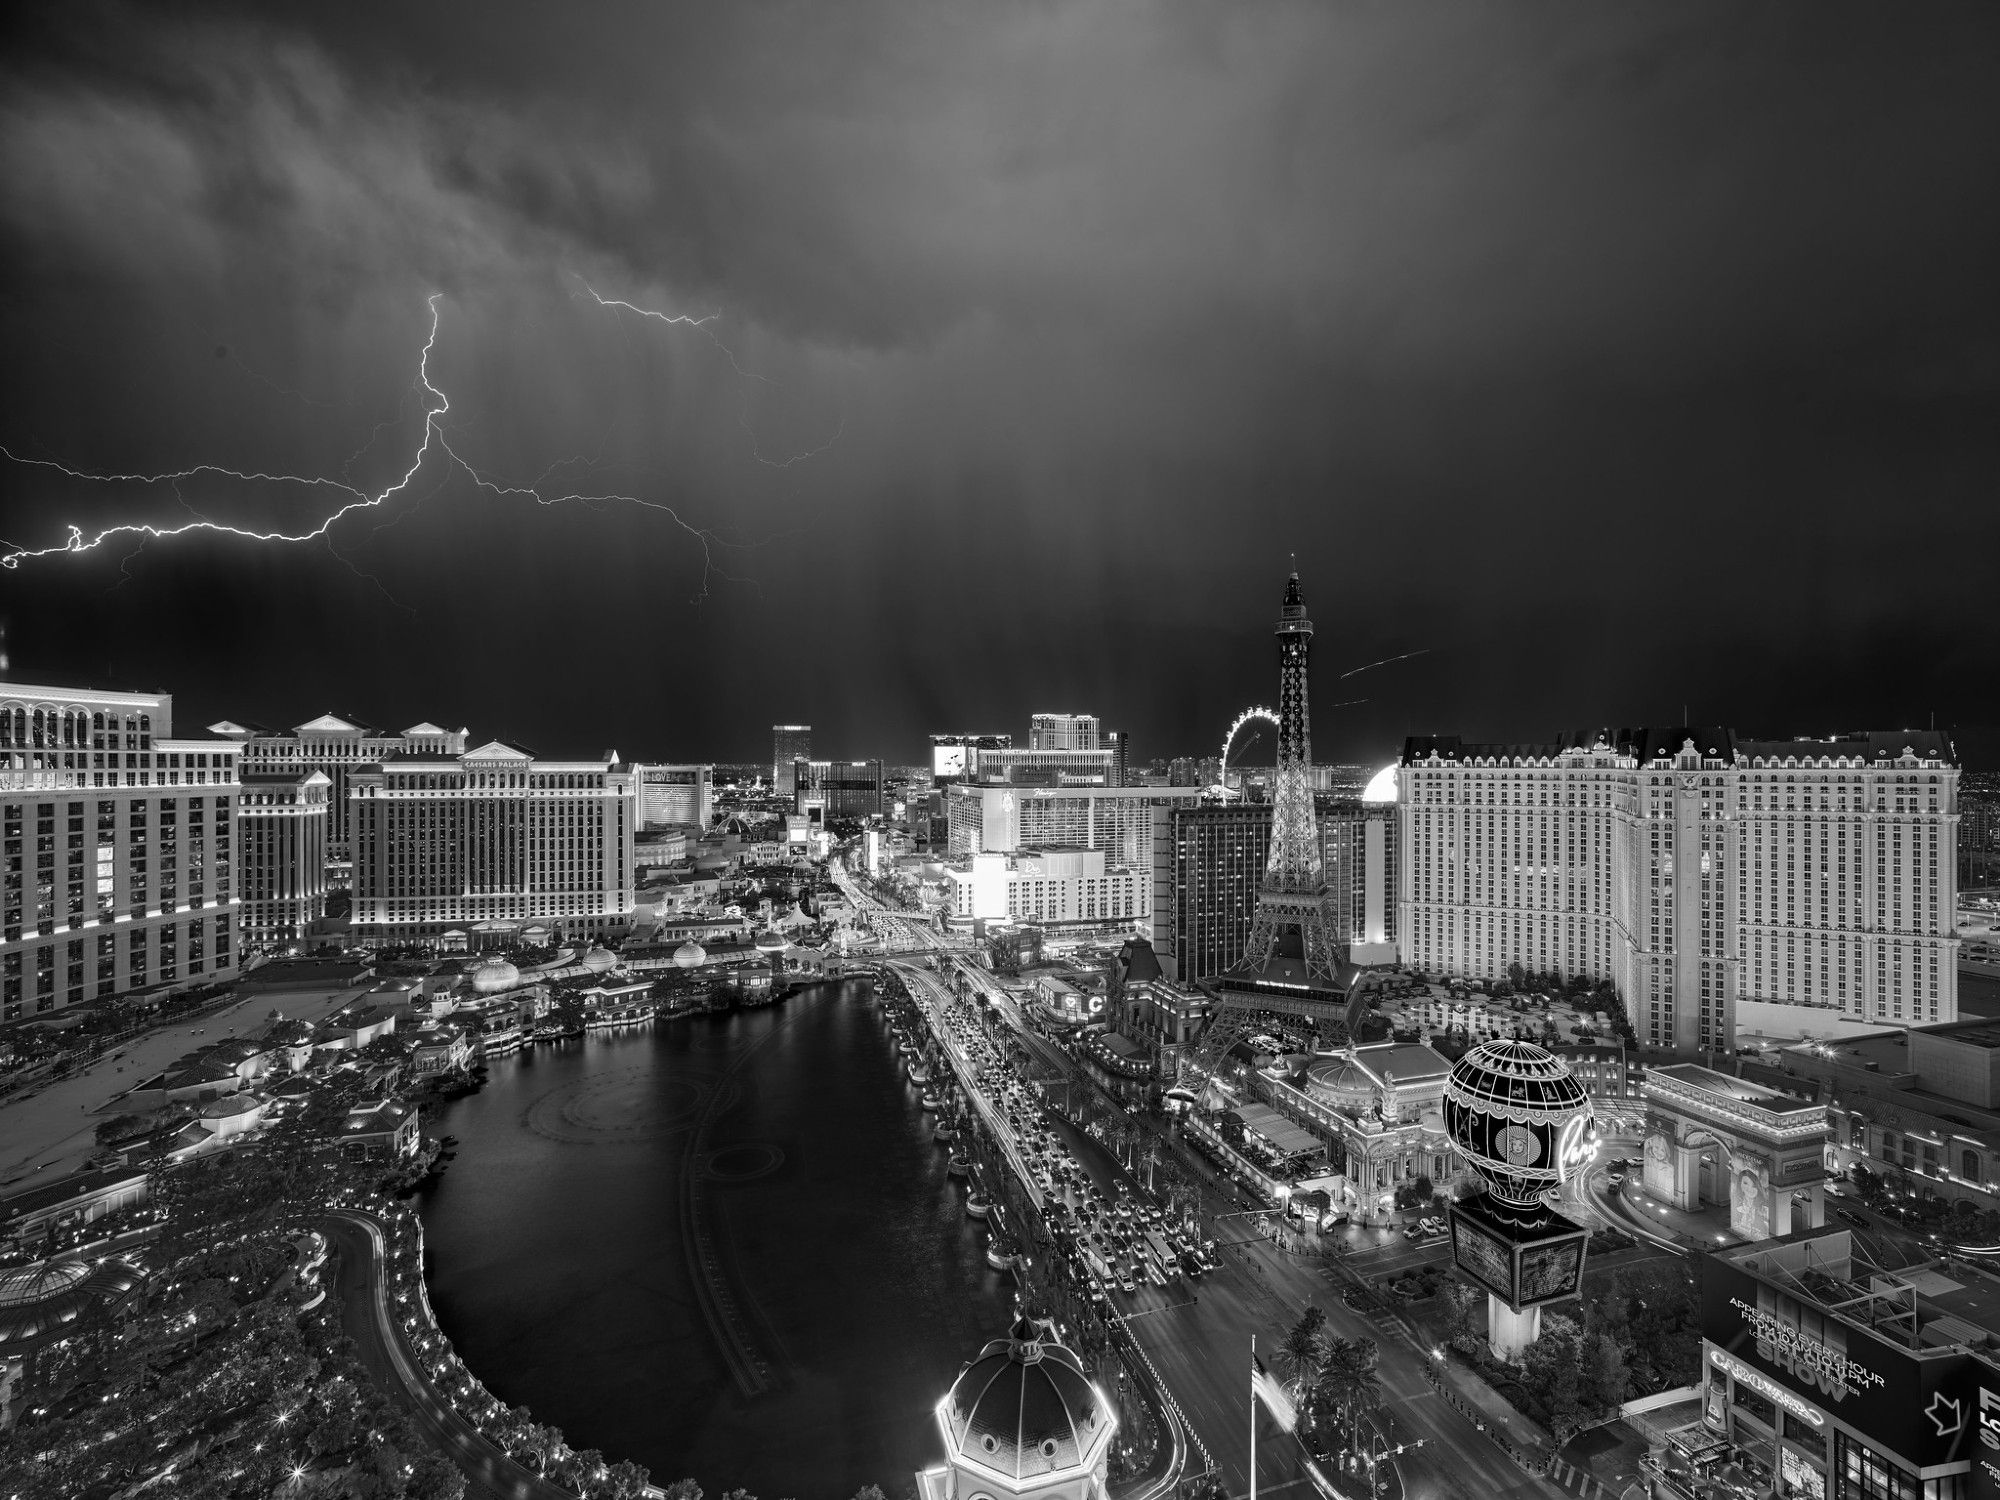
[1442, 1038, 1598, 1359]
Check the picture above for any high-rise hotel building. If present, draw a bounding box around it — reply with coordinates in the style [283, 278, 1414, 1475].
[348, 740, 637, 945]
[236, 770, 330, 946]
[3, 683, 242, 1018]
[1149, 792, 1400, 982]
[1399, 728, 1960, 1052]
[1030, 714, 1102, 751]
[636, 763, 713, 830]
[772, 726, 811, 796]
[210, 714, 466, 861]
[949, 784, 1203, 866]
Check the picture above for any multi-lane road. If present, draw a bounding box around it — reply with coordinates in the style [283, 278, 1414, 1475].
[325, 1214, 578, 1500]
[901, 950, 1567, 1500]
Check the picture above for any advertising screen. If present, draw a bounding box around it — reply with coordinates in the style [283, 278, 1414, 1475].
[1518, 1240, 1584, 1305]
[932, 744, 968, 778]
[1450, 1213, 1514, 1302]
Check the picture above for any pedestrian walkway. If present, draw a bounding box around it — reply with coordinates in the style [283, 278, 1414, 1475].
[1419, 1356, 1555, 1471]
[1545, 1455, 1618, 1499]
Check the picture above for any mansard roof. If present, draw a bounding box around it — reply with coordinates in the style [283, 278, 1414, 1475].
[1734, 730, 1957, 767]
[1402, 726, 1957, 770]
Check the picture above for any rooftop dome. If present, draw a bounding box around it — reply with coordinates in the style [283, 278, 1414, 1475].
[469, 957, 522, 995]
[0, 1257, 144, 1350]
[580, 946, 616, 974]
[1362, 763, 1399, 804]
[1305, 1051, 1378, 1112]
[754, 929, 788, 953]
[940, 1316, 1113, 1483]
[673, 940, 707, 970]
[1443, 1038, 1593, 1206]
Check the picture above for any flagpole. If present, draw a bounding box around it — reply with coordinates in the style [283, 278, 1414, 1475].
[1250, 1332, 1258, 1500]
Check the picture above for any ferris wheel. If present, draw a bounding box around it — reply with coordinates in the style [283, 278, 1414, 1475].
[1216, 707, 1280, 798]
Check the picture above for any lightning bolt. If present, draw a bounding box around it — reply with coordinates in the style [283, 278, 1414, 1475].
[576, 278, 845, 470]
[1338, 648, 1432, 681]
[1, 294, 752, 598]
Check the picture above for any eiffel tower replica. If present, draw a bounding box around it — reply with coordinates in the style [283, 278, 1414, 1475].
[1181, 570, 1358, 1098]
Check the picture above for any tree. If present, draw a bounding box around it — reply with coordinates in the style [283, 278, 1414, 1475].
[1313, 1336, 1382, 1456]
[659, 1483, 703, 1500]
[1275, 1312, 1329, 1399]
[1523, 1314, 1592, 1443]
[94, 1112, 150, 1146]
[1584, 1329, 1631, 1409]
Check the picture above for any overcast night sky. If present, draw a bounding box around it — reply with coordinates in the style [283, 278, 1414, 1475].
[2, 2, 1995, 767]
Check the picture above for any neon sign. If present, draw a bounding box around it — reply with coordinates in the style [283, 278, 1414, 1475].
[1556, 1114, 1597, 1180]
[1711, 1349, 1826, 1427]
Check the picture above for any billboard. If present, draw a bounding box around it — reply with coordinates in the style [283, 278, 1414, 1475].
[1451, 1213, 1515, 1301]
[1448, 1195, 1590, 1312]
[1519, 1240, 1585, 1304]
[1703, 1255, 1981, 1473]
[933, 743, 968, 779]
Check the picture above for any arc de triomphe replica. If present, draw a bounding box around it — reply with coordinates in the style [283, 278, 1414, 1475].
[1640, 1063, 1829, 1240]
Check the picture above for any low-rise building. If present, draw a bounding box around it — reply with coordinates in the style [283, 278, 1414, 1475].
[336, 1098, 420, 1162]
[1552, 1040, 1646, 1128]
[0, 1167, 150, 1249]
[405, 1023, 472, 1078]
[1248, 1040, 1461, 1222]
[311, 1003, 401, 1053]
[635, 830, 690, 867]
[1109, 937, 1212, 1066]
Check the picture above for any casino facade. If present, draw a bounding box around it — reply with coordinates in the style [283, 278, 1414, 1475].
[1698, 1231, 2000, 1500]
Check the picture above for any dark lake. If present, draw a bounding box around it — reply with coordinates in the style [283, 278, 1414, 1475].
[419, 978, 1014, 1499]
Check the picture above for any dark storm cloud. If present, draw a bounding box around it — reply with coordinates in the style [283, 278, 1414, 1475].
[2, 2, 1995, 763]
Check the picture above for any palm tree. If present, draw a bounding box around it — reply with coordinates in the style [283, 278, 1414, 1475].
[1274, 1309, 1330, 1401]
[1315, 1336, 1383, 1458]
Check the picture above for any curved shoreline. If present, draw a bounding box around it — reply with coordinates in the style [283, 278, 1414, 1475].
[412, 973, 1017, 1496]
[326, 1207, 611, 1500]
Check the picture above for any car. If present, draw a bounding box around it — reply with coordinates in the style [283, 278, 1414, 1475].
[1120, 1275, 1137, 1294]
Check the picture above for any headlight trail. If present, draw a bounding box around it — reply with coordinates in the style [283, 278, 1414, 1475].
[0, 293, 757, 598]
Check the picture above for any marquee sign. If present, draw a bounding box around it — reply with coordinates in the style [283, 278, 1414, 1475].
[1704, 1257, 1981, 1473]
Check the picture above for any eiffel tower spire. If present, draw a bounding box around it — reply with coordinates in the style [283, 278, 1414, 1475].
[1239, 568, 1341, 980]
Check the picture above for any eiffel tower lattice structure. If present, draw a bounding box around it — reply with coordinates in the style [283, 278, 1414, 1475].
[1179, 570, 1360, 1102]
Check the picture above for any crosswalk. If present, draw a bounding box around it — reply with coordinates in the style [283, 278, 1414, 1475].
[1544, 1456, 1615, 1499]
